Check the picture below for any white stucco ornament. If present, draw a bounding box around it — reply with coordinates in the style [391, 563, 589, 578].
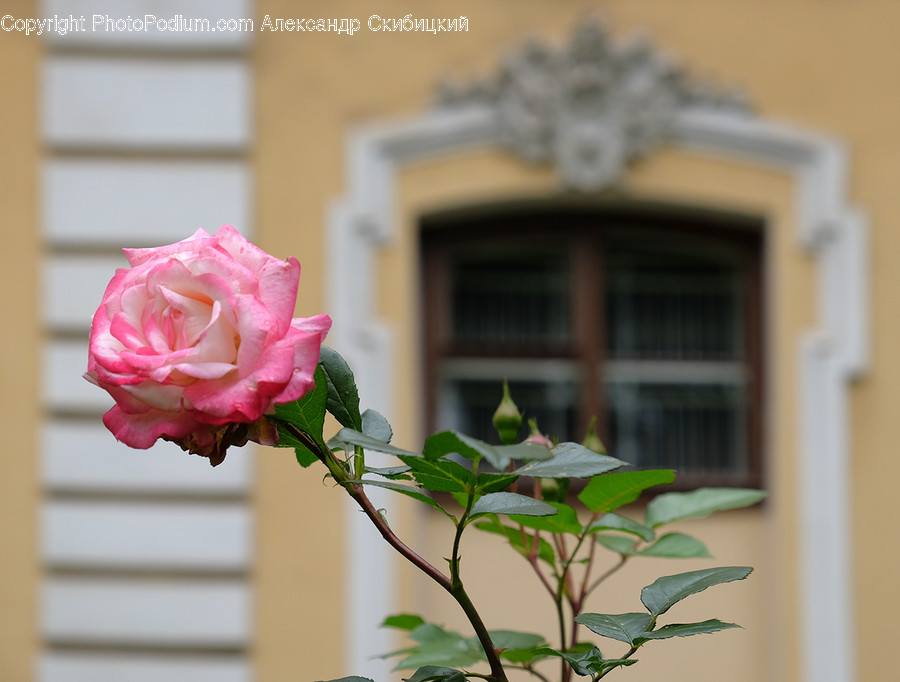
[437, 19, 751, 190]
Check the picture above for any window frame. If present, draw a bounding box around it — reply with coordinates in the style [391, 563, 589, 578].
[420, 200, 765, 490]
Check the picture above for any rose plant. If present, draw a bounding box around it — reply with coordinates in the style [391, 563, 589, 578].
[86, 229, 764, 681]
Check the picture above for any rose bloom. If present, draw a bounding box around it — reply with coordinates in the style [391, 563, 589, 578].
[84, 226, 331, 465]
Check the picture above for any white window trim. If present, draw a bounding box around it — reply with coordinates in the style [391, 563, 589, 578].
[328, 104, 868, 682]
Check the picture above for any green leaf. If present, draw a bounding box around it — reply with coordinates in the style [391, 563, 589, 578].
[587, 513, 655, 542]
[513, 442, 626, 479]
[579, 469, 676, 512]
[645, 488, 767, 528]
[383, 614, 426, 631]
[637, 532, 711, 559]
[274, 364, 328, 466]
[535, 645, 638, 676]
[349, 480, 455, 519]
[470, 492, 557, 518]
[575, 612, 653, 645]
[391, 624, 481, 670]
[362, 408, 392, 442]
[423, 431, 509, 469]
[509, 501, 582, 534]
[641, 618, 740, 640]
[641, 566, 753, 617]
[333, 428, 420, 457]
[475, 472, 519, 494]
[595, 533, 638, 556]
[473, 516, 556, 565]
[544, 645, 604, 676]
[316, 677, 375, 682]
[398, 456, 473, 493]
[403, 666, 468, 682]
[494, 441, 554, 462]
[294, 446, 319, 467]
[489, 630, 548, 663]
[364, 465, 412, 480]
[319, 346, 362, 430]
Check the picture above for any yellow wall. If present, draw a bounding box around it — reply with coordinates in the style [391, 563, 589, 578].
[0, 0, 40, 679]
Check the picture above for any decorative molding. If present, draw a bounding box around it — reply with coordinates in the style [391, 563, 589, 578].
[437, 19, 750, 191]
[330, 19, 866, 682]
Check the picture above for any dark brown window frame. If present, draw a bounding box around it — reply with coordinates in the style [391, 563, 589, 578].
[420, 199, 765, 491]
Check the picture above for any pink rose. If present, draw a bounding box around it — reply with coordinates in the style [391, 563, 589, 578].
[84, 226, 331, 465]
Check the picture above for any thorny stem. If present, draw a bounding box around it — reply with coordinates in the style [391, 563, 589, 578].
[525, 530, 556, 598]
[279, 422, 508, 682]
[452, 481, 509, 682]
[555, 591, 568, 682]
[554, 527, 593, 682]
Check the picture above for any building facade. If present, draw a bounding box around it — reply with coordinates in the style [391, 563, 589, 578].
[2, 1, 897, 681]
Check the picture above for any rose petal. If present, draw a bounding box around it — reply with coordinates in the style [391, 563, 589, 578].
[103, 404, 199, 449]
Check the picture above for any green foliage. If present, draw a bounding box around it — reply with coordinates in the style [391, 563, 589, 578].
[330, 428, 419, 457]
[645, 488, 767, 528]
[424, 430, 494, 464]
[513, 442, 626, 478]
[383, 619, 549, 672]
[571, 567, 751, 672]
[424, 430, 547, 470]
[475, 472, 520, 494]
[272, 363, 763, 682]
[473, 515, 556, 565]
[319, 346, 362, 430]
[387, 623, 483, 669]
[361, 408, 393, 443]
[594, 533, 638, 556]
[536, 646, 637, 677]
[641, 619, 740, 640]
[587, 513, 655, 542]
[274, 363, 328, 466]
[578, 469, 675, 512]
[640, 566, 753, 617]
[404, 667, 469, 682]
[637, 532, 711, 559]
[383, 613, 426, 631]
[397, 455, 473, 493]
[574, 613, 653, 646]
[509, 501, 582, 535]
[469, 492, 557, 519]
[490, 630, 551, 663]
[575, 610, 740, 647]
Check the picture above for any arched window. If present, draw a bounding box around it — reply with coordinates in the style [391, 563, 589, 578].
[421, 201, 764, 489]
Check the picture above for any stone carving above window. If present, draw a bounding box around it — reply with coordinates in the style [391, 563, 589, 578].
[436, 19, 751, 191]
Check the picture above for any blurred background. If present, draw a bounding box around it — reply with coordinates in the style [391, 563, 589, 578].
[1, 0, 897, 680]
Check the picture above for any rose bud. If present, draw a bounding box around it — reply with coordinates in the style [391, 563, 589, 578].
[492, 380, 523, 445]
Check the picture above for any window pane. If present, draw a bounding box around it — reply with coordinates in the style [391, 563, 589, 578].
[606, 246, 743, 359]
[603, 235, 750, 475]
[450, 245, 570, 348]
[422, 208, 762, 486]
[606, 381, 748, 474]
